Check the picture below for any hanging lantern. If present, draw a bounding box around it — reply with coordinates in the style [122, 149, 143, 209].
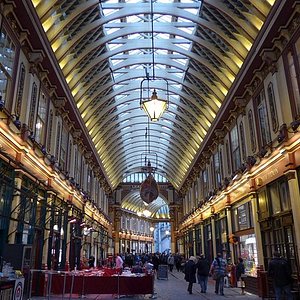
[140, 173, 159, 204]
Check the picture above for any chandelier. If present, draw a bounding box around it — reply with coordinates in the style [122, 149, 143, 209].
[140, 0, 169, 121]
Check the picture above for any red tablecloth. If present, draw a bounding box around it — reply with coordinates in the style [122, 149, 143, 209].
[50, 273, 153, 295]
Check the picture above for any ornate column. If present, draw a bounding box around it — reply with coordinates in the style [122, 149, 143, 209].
[200, 221, 205, 255]
[169, 205, 176, 253]
[7, 171, 23, 243]
[225, 195, 235, 263]
[192, 228, 196, 255]
[250, 192, 264, 266]
[285, 170, 300, 264]
[113, 207, 121, 254]
[211, 209, 217, 258]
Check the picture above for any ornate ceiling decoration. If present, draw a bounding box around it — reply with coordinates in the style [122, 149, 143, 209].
[31, 0, 275, 191]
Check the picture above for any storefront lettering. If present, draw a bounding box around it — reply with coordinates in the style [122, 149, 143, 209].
[260, 168, 279, 183]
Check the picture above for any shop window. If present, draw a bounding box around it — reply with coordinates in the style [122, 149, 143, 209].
[248, 110, 257, 153]
[268, 179, 291, 215]
[238, 234, 257, 276]
[0, 26, 16, 103]
[257, 189, 269, 220]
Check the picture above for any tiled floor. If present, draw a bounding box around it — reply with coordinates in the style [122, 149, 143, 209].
[29, 270, 260, 300]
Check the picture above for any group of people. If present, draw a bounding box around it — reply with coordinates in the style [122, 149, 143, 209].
[184, 251, 293, 300]
[184, 253, 228, 295]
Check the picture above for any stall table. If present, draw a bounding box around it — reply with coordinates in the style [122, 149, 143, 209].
[49, 272, 154, 297]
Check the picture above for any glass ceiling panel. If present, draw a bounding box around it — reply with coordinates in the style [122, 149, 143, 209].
[99, 0, 202, 189]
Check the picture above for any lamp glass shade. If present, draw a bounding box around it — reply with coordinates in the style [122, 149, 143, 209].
[143, 209, 151, 218]
[141, 90, 168, 121]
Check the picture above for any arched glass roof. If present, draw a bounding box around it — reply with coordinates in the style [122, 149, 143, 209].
[32, 0, 275, 192]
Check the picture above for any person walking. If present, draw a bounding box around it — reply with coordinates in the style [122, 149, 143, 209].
[268, 251, 293, 300]
[184, 256, 197, 294]
[196, 254, 210, 293]
[209, 253, 227, 296]
[167, 254, 175, 272]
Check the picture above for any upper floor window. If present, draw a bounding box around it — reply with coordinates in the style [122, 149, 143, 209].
[202, 168, 208, 198]
[0, 26, 16, 104]
[213, 151, 222, 189]
[248, 110, 257, 153]
[284, 36, 300, 118]
[256, 89, 271, 146]
[28, 83, 38, 131]
[15, 63, 25, 116]
[60, 127, 68, 171]
[230, 124, 241, 172]
[35, 92, 48, 144]
[267, 82, 279, 132]
[47, 110, 53, 152]
[239, 121, 246, 162]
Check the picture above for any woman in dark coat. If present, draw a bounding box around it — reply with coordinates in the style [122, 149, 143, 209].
[236, 257, 245, 281]
[184, 256, 197, 294]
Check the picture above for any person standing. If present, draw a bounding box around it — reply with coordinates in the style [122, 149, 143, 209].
[167, 254, 175, 272]
[236, 257, 245, 285]
[196, 254, 210, 293]
[184, 256, 197, 294]
[209, 253, 227, 296]
[115, 253, 124, 269]
[268, 251, 293, 300]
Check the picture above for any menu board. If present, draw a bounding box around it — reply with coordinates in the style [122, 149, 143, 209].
[157, 265, 168, 280]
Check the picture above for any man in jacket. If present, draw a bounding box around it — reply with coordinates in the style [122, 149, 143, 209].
[209, 253, 227, 296]
[268, 251, 293, 300]
[196, 254, 210, 293]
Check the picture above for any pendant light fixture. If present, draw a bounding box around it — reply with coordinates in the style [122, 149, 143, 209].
[140, 0, 169, 121]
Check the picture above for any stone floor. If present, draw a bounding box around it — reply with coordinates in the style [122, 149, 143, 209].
[29, 270, 260, 300]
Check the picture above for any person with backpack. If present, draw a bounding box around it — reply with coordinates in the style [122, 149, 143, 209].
[209, 253, 227, 296]
[268, 251, 293, 300]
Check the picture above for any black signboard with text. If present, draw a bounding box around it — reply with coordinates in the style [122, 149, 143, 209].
[157, 264, 168, 280]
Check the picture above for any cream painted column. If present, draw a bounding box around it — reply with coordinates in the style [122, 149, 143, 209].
[250, 192, 264, 267]
[169, 206, 176, 253]
[114, 208, 121, 254]
[286, 170, 300, 264]
[7, 171, 23, 243]
[211, 214, 217, 258]
[40, 191, 55, 267]
[200, 222, 205, 255]
[226, 206, 235, 263]
[192, 228, 196, 255]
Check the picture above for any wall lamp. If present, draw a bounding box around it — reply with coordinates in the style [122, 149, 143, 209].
[290, 119, 300, 132]
[0, 114, 21, 130]
[277, 124, 288, 144]
[0, 96, 5, 111]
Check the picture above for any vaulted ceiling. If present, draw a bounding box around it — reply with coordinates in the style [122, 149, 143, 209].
[31, 0, 275, 191]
